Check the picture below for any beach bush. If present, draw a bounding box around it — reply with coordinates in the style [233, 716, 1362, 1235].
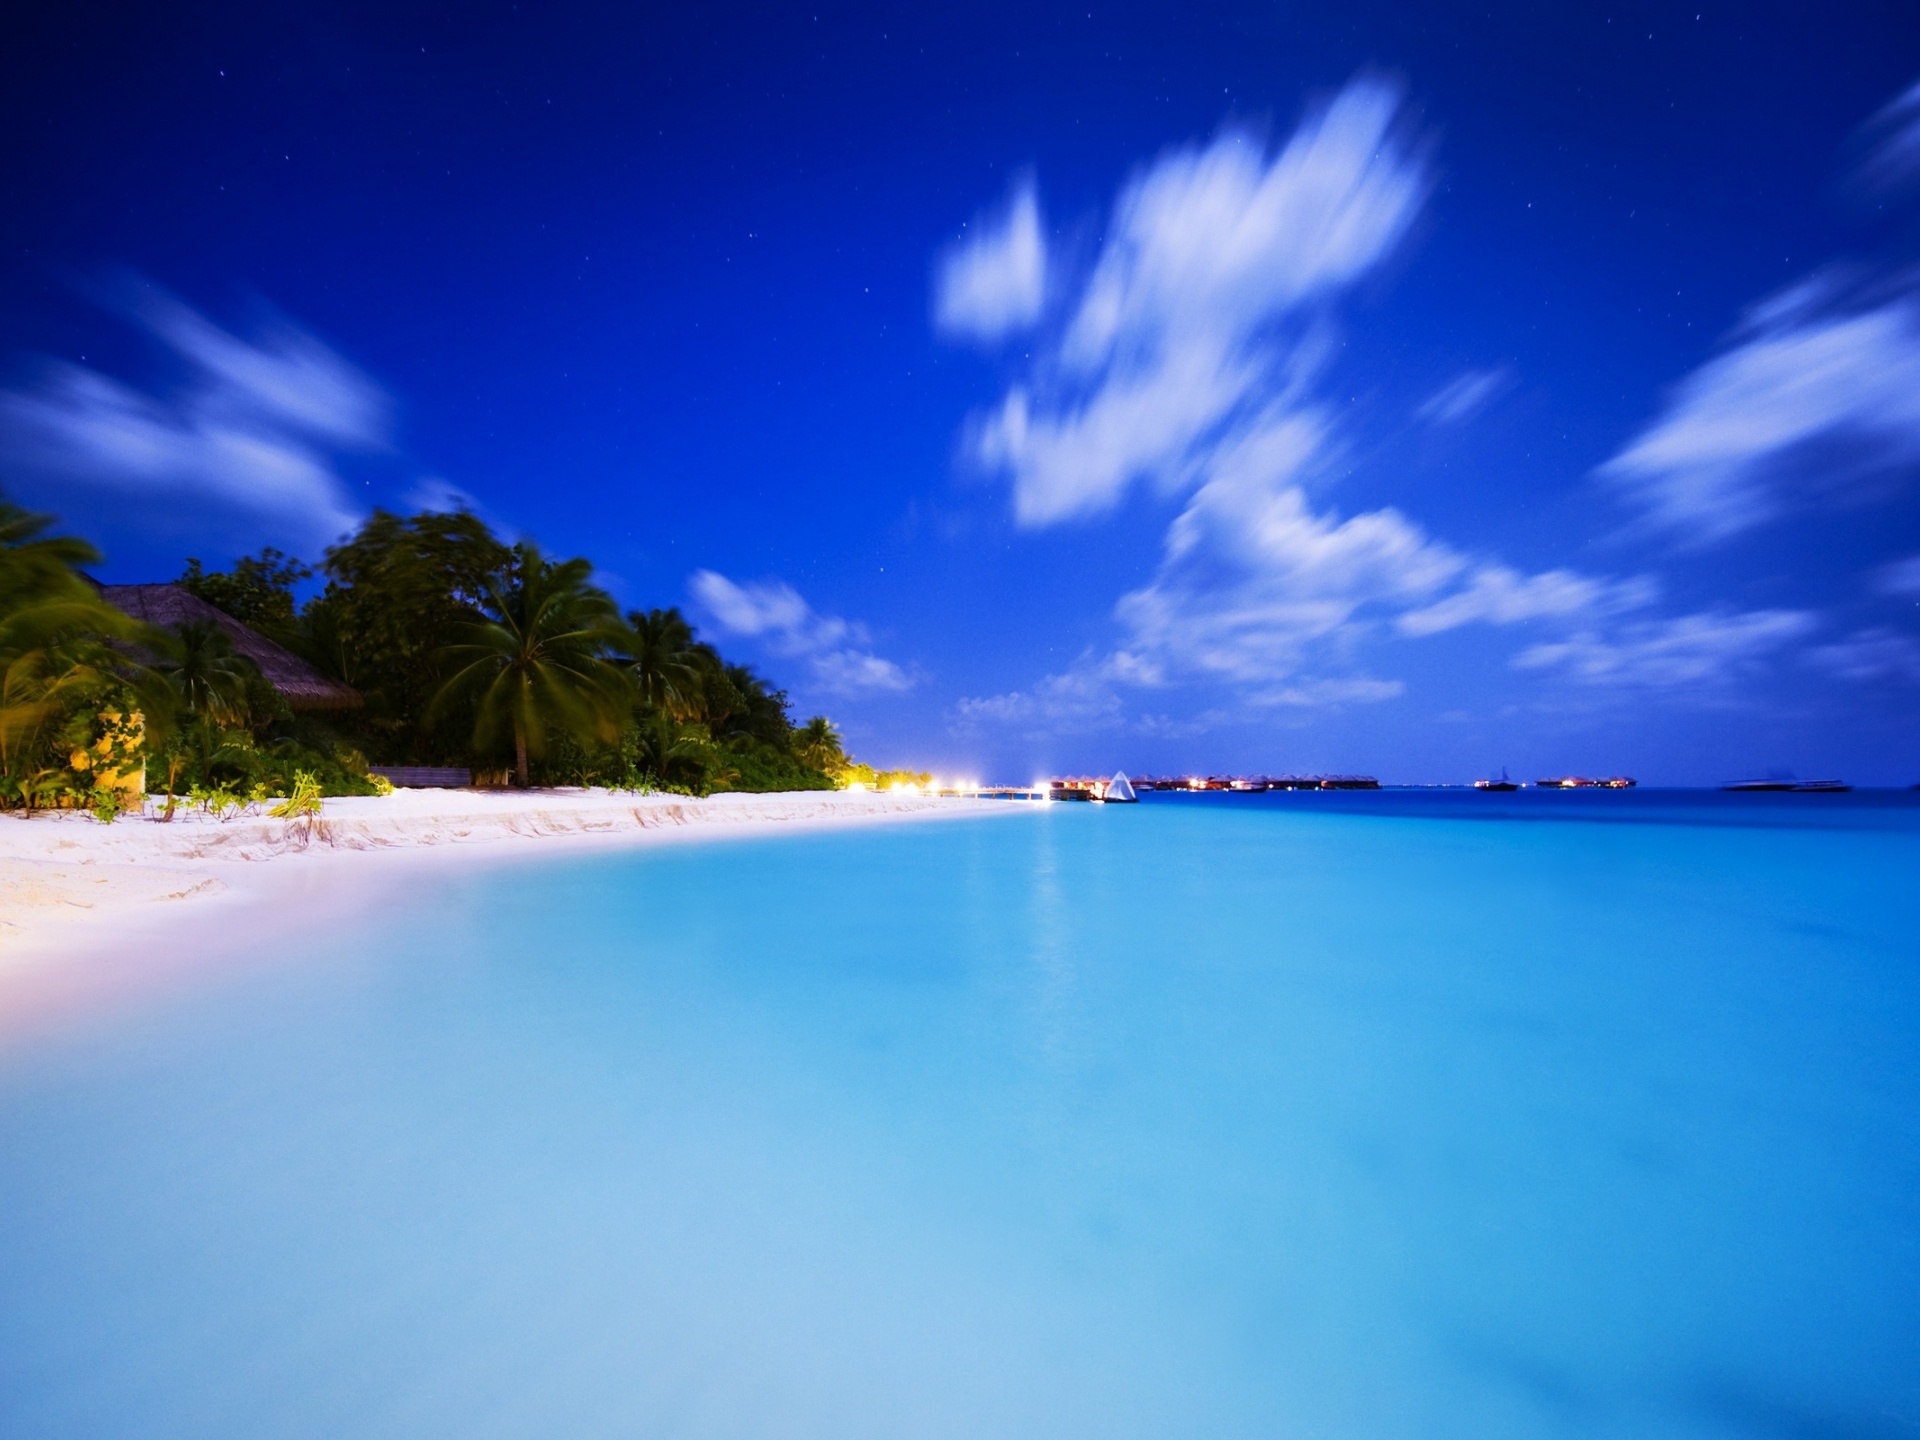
[269, 770, 325, 821]
[715, 737, 835, 793]
[1, 499, 174, 812]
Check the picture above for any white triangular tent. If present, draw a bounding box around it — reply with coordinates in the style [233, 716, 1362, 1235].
[1104, 771, 1138, 802]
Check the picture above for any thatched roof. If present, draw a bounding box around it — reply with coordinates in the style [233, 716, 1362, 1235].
[95, 583, 361, 711]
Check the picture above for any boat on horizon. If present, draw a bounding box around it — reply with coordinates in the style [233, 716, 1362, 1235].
[1474, 769, 1518, 792]
[1723, 778, 1851, 793]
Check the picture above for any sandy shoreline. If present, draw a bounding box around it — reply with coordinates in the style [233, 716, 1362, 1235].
[0, 787, 1003, 967]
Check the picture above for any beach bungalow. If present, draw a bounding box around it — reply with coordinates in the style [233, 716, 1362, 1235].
[93, 582, 360, 713]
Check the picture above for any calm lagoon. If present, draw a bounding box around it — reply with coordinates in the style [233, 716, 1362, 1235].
[2, 792, 1917, 1438]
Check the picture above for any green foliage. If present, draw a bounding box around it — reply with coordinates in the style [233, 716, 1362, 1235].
[431, 542, 628, 787]
[158, 618, 257, 725]
[618, 607, 702, 718]
[715, 736, 836, 793]
[145, 712, 383, 803]
[793, 715, 847, 775]
[268, 770, 325, 821]
[190, 779, 245, 821]
[1, 495, 915, 803]
[0, 497, 172, 811]
[305, 509, 512, 759]
[178, 549, 309, 634]
[835, 762, 933, 791]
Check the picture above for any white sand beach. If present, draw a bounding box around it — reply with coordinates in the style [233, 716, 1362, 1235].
[0, 788, 998, 967]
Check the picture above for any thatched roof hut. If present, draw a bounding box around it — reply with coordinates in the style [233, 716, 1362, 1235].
[95, 583, 361, 712]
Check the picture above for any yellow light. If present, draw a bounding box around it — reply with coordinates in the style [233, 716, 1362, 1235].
[847, 781, 867, 793]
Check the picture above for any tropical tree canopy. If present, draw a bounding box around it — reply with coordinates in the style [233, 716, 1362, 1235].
[0, 492, 883, 808]
[431, 543, 629, 787]
[178, 548, 310, 635]
[303, 509, 513, 757]
[794, 715, 847, 774]
[618, 606, 701, 719]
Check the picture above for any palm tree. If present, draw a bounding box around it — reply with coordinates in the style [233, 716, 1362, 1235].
[430, 542, 628, 787]
[158, 619, 256, 725]
[794, 715, 846, 775]
[617, 606, 701, 718]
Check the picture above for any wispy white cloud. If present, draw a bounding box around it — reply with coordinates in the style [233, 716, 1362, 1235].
[1397, 565, 1654, 637]
[1599, 271, 1920, 543]
[1514, 609, 1814, 688]
[933, 178, 1048, 342]
[1855, 77, 1920, 196]
[954, 661, 1128, 735]
[405, 476, 486, 515]
[974, 78, 1429, 526]
[940, 79, 1658, 731]
[126, 286, 388, 447]
[0, 279, 384, 545]
[1874, 553, 1920, 595]
[1416, 367, 1508, 424]
[1108, 408, 1647, 692]
[689, 570, 911, 694]
[1251, 675, 1404, 707]
[1808, 627, 1920, 683]
[1110, 409, 1458, 685]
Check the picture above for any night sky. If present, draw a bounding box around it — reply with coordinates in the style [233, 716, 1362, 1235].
[5, 1, 1919, 783]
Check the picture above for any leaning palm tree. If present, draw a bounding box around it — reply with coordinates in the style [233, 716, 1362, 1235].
[0, 499, 103, 612]
[430, 543, 628, 787]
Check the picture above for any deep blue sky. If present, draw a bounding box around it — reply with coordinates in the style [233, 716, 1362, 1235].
[5, 1, 1919, 783]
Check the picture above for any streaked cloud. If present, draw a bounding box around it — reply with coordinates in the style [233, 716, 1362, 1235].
[1110, 409, 1647, 691]
[1514, 609, 1815, 688]
[405, 476, 487, 515]
[954, 661, 1127, 735]
[1855, 76, 1920, 196]
[1874, 553, 1920, 595]
[941, 79, 1661, 728]
[1808, 627, 1920, 684]
[0, 278, 384, 545]
[1398, 566, 1654, 637]
[933, 178, 1047, 342]
[689, 569, 912, 694]
[1598, 271, 1920, 543]
[1110, 410, 1459, 687]
[1416, 367, 1509, 425]
[973, 78, 1429, 526]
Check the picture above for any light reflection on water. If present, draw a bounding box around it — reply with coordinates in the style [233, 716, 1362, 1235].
[1, 796, 1917, 1438]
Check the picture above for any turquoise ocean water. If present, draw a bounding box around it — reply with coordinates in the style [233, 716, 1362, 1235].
[2, 791, 1917, 1438]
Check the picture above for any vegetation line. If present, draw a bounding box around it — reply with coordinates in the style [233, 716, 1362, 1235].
[1, 497, 923, 815]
